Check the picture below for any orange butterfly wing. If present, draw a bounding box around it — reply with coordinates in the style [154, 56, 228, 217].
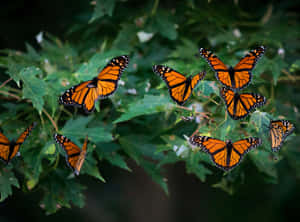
[269, 120, 295, 152]
[190, 135, 261, 171]
[0, 132, 10, 164]
[200, 46, 265, 90]
[233, 46, 265, 89]
[220, 87, 266, 120]
[54, 134, 88, 175]
[0, 123, 36, 164]
[153, 65, 206, 105]
[59, 55, 129, 113]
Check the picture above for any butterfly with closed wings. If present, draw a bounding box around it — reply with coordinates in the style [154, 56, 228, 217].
[269, 120, 295, 152]
[54, 134, 88, 175]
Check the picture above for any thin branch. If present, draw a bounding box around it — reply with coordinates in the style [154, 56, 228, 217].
[0, 78, 12, 89]
[191, 124, 202, 137]
[42, 108, 58, 132]
[0, 90, 21, 100]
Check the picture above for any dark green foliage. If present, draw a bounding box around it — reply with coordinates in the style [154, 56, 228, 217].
[0, 0, 299, 215]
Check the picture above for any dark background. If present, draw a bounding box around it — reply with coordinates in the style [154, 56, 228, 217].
[0, 0, 300, 221]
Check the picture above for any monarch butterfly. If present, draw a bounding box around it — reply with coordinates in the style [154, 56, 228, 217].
[199, 46, 265, 91]
[269, 120, 295, 152]
[220, 87, 266, 120]
[0, 122, 36, 164]
[54, 134, 88, 175]
[190, 135, 261, 171]
[59, 55, 129, 113]
[152, 65, 206, 105]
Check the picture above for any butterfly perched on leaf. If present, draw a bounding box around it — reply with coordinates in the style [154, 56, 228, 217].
[0, 122, 36, 164]
[190, 135, 261, 171]
[54, 134, 88, 175]
[152, 65, 206, 105]
[199, 46, 265, 91]
[220, 87, 266, 120]
[269, 120, 295, 152]
[59, 55, 129, 113]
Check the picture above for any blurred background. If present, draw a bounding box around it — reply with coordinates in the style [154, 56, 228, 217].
[0, 0, 300, 221]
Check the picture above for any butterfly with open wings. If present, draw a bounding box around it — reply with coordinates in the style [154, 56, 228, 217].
[199, 46, 265, 91]
[190, 135, 261, 171]
[153, 65, 206, 105]
[59, 55, 129, 113]
[0, 122, 36, 164]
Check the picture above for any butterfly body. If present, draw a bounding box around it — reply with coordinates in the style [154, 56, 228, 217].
[269, 120, 295, 152]
[59, 55, 129, 113]
[199, 46, 265, 91]
[220, 87, 266, 120]
[0, 123, 36, 164]
[54, 134, 88, 175]
[190, 135, 261, 171]
[153, 65, 206, 105]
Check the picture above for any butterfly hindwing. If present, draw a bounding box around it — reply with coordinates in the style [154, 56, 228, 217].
[153, 65, 206, 105]
[54, 134, 88, 175]
[199, 46, 265, 90]
[190, 135, 261, 171]
[220, 87, 266, 120]
[59, 55, 129, 113]
[269, 120, 295, 152]
[0, 122, 36, 164]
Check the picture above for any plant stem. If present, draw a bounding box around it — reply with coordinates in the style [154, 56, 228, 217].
[0, 78, 12, 89]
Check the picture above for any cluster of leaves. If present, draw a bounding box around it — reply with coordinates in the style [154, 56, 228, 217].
[0, 0, 299, 214]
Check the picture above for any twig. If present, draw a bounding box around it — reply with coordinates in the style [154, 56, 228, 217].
[281, 69, 296, 81]
[42, 108, 58, 132]
[0, 78, 12, 89]
[191, 124, 202, 137]
[0, 90, 21, 100]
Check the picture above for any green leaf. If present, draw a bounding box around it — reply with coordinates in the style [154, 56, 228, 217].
[114, 95, 172, 123]
[61, 116, 113, 143]
[89, 0, 116, 23]
[104, 153, 131, 171]
[186, 152, 212, 182]
[19, 66, 46, 113]
[249, 149, 278, 182]
[76, 50, 126, 80]
[250, 111, 273, 133]
[82, 152, 106, 182]
[0, 168, 20, 202]
[141, 160, 169, 195]
[195, 80, 219, 96]
[151, 13, 178, 40]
